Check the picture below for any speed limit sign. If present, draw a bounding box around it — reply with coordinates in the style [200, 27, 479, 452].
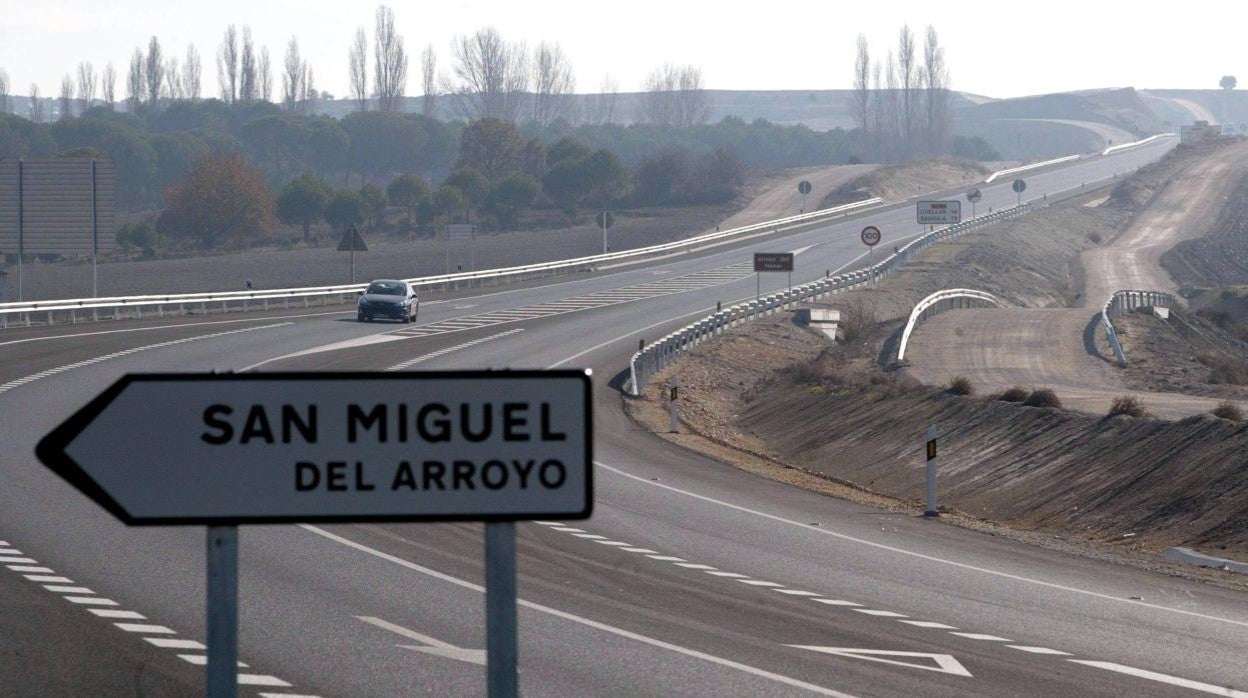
[860, 225, 882, 247]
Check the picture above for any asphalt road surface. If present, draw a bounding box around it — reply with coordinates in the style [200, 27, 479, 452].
[5, 138, 1247, 697]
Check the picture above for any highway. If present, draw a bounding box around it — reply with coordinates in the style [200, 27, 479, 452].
[5, 137, 1247, 697]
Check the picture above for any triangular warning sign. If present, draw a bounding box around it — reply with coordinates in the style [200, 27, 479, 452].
[337, 225, 368, 252]
[787, 646, 973, 677]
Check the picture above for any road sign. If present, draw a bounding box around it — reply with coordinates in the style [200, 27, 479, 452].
[447, 223, 476, 241]
[336, 224, 367, 252]
[797, 180, 812, 195]
[916, 200, 962, 225]
[753, 252, 794, 272]
[860, 225, 882, 247]
[36, 371, 594, 525]
[966, 189, 982, 204]
[595, 211, 614, 229]
[1012, 179, 1027, 193]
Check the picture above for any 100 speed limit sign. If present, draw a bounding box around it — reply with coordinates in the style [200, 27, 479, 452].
[860, 226, 882, 247]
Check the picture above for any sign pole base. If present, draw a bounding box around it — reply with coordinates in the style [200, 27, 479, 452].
[207, 525, 239, 698]
[485, 522, 518, 698]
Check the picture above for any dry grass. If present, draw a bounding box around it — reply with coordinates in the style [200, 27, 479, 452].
[1107, 396, 1148, 418]
[1022, 388, 1063, 408]
[947, 376, 974, 396]
[996, 386, 1030, 402]
[1212, 401, 1245, 421]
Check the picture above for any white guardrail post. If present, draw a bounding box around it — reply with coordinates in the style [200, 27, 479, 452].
[627, 203, 1032, 395]
[1100, 289, 1174, 367]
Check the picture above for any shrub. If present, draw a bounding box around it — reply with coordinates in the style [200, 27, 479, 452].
[1107, 396, 1148, 418]
[1212, 401, 1244, 421]
[1086, 231, 1102, 244]
[1022, 389, 1062, 408]
[998, 386, 1029, 402]
[839, 298, 877, 343]
[947, 376, 974, 396]
[1199, 353, 1248, 385]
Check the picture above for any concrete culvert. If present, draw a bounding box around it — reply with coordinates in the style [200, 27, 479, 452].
[1022, 389, 1062, 408]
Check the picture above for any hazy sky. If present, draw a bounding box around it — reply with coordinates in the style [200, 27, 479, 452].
[3, 0, 1244, 100]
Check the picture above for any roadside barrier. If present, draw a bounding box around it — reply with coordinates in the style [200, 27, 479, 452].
[1100, 289, 1175, 366]
[627, 204, 1032, 395]
[0, 197, 884, 328]
[896, 289, 1006, 362]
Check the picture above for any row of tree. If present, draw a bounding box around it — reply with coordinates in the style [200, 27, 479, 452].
[852, 25, 952, 162]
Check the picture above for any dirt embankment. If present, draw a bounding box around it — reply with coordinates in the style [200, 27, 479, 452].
[819, 159, 991, 207]
[1161, 166, 1248, 289]
[627, 315, 1248, 581]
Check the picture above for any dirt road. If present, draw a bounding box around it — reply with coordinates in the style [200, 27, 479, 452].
[905, 141, 1248, 418]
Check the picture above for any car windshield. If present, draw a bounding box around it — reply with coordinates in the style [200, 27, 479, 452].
[366, 282, 405, 296]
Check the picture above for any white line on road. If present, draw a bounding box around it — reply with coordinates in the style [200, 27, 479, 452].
[115, 623, 176, 634]
[42, 585, 92, 594]
[385, 328, 525, 371]
[304, 525, 857, 698]
[1069, 660, 1248, 697]
[89, 609, 146, 619]
[949, 633, 1011, 642]
[1008, 646, 1070, 655]
[26, 575, 73, 583]
[144, 638, 206, 650]
[64, 596, 119, 606]
[6, 565, 53, 573]
[853, 610, 908, 618]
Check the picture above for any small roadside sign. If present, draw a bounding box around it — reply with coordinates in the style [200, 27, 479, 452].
[966, 189, 982, 204]
[1012, 179, 1027, 193]
[447, 223, 476, 241]
[797, 180, 812, 195]
[753, 252, 794, 272]
[860, 225, 882, 247]
[916, 201, 962, 225]
[336, 224, 367, 252]
[595, 211, 615, 229]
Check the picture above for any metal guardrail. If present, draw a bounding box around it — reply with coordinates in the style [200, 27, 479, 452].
[984, 155, 1081, 184]
[1102, 133, 1173, 156]
[1100, 289, 1175, 367]
[896, 289, 1006, 362]
[0, 198, 884, 328]
[627, 204, 1032, 395]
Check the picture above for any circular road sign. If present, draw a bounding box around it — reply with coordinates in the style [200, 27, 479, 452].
[1012, 179, 1027, 193]
[798, 180, 813, 195]
[860, 225, 882, 247]
[595, 211, 615, 229]
[967, 188, 983, 204]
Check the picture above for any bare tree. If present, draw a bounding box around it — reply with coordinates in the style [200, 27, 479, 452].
[445, 27, 528, 121]
[164, 56, 182, 100]
[922, 25, 950, 157]
[301, 64, 317, 113]
[76, 62, 96, 109]
[869, 61, 883, 162]
[897, 25, 918, 159]
[145, 36, 164, 106]
[239, 27, 257, 102]
[587, 73, 618, 124]
[421, 44, 437, 117]
[183, 46, 202, 100]
[59, 74, 74, 119]
[373, 5, 408, 112]
[29, 83, 44, 122]
[852, 34, 871, 158]
[282, 36, 303, 111]
[349, 27, 368, 112]
[217, 25, 239, 103]
[884, 51, 900, 162]
[126, 48, 145, 112]
[101, 62, 116, 108]
[259, 47, 273, 102]
[0, 69, 9, 114]
[531, 41, 575, 125]
[641, 63, 707, 126]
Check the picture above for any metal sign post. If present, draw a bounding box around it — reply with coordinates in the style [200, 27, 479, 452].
[966, 189, 982, 220]
[596, 212, 614, 254]
[1013, 178, 1027, 207]
[336, 225, 368, 284]
[36, 371, 593, 698]
[206, 526, 239, 698]
[924, 425, 939, 517]
[798, 180, 812, 213]
[667, 381, 679, 433]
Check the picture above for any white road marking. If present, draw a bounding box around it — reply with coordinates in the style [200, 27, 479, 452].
[1069, 660, 1248, 697]
[0, 557, 38, 564]
[532, 521, 562, 526]
[789, 646, 973, 678]
[65, 596, 119, 606]
[386, 328, 525, 371]
[1008, 646, 1071, 655]
[899, 620, 956, 629]
[0, 548, 22, 554]
[646, 555, 686, 562]
[6, 565, 53, 573]
[176, 654, 249, 668]
[239, 675, 293, 687]
[594, 461, 1248, 629]
[949, 632, 1011, 642]
[623, 548, 659, 554]
[357, 616, 487, 665]
[306, 525, 857, 698]
[853, 610, 908, 618]
[813, 600, 863, 607]
[115, 623, 176, 634]
[674, 563, 717, 570]
[705, 571, 749, 578]
[26, 575, 73, 583]
[145, 638, 207, 650]
[773, 589, 822, 597]
[259, 694, 324, 698]
[43, 585, 93, 594]
[737, 580, 784, 587]
[89, 609, 146, 619]
[0, 322, 292, 395]
[0, 311, 344, 348]
[552, 527, 584, 533]
[594, 540, 632, 547]
[573, 534, 607, 540]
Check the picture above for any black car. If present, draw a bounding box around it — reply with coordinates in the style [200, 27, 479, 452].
[357, 279, 419, 323]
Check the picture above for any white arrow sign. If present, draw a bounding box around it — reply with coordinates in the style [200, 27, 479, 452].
[788, 646, 973, 677]
[358, 616, 486, 665]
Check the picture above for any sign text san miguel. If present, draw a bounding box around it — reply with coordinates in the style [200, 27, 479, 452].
[37, 371, 593, 525]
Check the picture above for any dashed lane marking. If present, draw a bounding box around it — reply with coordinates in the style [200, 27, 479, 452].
[948, 633, 1011, 642]
[1068, 660, 1248, 698]
[1009, 646, 1071, 656]
[0, 537, 319, 696]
